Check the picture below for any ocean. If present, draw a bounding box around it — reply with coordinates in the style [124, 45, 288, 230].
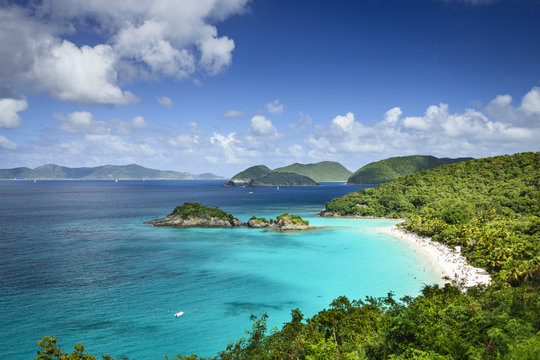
[0, 180, 441, 359]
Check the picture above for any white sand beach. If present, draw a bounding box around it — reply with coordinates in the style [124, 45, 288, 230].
[378, 225, 491, 288]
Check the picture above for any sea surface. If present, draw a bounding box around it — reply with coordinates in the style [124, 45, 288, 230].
[0, 180, 442, 359]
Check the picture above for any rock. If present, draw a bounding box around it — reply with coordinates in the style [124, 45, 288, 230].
[269, 213, 315, 231]
[145, 215, 241, 228]
[223, 180, 236, 187]
[246, 217, 270, 228]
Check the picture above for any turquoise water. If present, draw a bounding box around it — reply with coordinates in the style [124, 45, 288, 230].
[0, 181, 441, 359]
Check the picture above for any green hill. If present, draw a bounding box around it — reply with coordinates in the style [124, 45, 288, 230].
[274, 161, 352, 181]
[0, 164, 224, 180]
[347, 155, 473, 184]
[249, 172, 319, 186]
[231, 165, 272, 182]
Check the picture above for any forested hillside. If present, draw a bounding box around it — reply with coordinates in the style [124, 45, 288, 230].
[347, 155, 472, 184]
[274, 161, 352, 181]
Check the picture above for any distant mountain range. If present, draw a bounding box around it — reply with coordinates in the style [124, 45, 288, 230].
[0, 164, 225, 180]
[347, 155, 473, 184]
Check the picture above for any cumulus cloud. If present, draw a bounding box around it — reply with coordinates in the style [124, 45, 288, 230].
[304, 87, 540, 162]
[382, 107, 402, 125]
[266, 99, 284, 114]
[0, 98, 28, 129]
[132, 116, 147, 128]
[224, 110, 245, 118]
[248, 115, 278, 138]
[156, 96, 174, 108]
[0, 134, 18, 150]
[55, 111, 109, 134]
[0, 0, 249, 105]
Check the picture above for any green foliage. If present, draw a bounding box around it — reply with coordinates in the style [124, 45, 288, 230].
[276, 213, 309, 225]
[231, 165, 272, 181]
[249, 172, 319, 186]
[274, 161, 352, 182]
[170, 202, 236, 222]
[249, 216, 270, 223]
[34, 336, 114, 360]
[347, 155, 472, 184]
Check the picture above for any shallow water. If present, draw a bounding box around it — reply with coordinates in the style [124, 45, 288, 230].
[0, 180, 441, 359]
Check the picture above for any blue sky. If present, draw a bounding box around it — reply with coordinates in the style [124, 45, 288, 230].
[0, 0, 539, 176]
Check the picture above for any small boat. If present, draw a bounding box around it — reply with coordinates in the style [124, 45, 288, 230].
[174, 311, 184, 317]
[115, 179, 118, 183]
[248, 191, 254, 194]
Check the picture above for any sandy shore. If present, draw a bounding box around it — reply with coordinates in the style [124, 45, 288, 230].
[377, 225, 491, 288]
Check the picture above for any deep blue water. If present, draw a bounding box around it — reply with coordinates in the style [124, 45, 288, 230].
[0, 181, 441, 359]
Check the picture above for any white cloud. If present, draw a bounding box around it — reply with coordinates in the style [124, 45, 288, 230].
[0, 98, 28, 129]
[382, 107, 402, 125]
[331, 112, 355, 132]
[156, 96, 174, 108]
[0, 134, 18, 150]
[31, 40, 139, 106]
[224, 110, 245, 118]
[132, 116, 147, 128]
[266, 99, 284, 114]
[520, 87, 540, 116]
[0, 0, 250, 105]
[402, 104, 448, 131]
[56, 111, 109, 134]
[248, 115, 278, 138]
[303, 87, 540, 163]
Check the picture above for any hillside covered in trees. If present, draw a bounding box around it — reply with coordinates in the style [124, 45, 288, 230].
[34, 152, 539, 360]
[230, 161, 351, 184]
[274, 161, 352, 182]
[346, 155, 472, 184]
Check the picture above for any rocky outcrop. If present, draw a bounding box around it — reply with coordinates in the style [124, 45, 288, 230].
[246, 217, 271, 228]
[270, 215, 313, 231]
[223, 180, 236, 187]
[145, 215, 242, 228]
[146, 203, 318, 231]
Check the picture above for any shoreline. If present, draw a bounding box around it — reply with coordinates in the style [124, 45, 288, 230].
[377, 225, 491, 288]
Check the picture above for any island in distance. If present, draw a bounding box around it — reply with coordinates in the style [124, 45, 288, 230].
[229, 161, 352, 186]
[0, 163, 224, 180]
[226, 156, 473, 187]
[145, 202, 316, 231]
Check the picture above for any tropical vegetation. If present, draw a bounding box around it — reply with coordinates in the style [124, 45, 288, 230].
[346, 155, 472, 184]
[274, 161, 352, 182]
[169, 202, 237, 222]
[249, 172, 319, 186]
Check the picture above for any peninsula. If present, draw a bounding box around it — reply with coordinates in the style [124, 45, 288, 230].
[145, 203, 317, 231]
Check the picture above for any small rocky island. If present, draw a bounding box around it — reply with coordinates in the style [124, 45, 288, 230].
[145, 203, 317, 231]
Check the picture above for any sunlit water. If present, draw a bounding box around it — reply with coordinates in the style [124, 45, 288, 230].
[0, 180, 441, 359]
